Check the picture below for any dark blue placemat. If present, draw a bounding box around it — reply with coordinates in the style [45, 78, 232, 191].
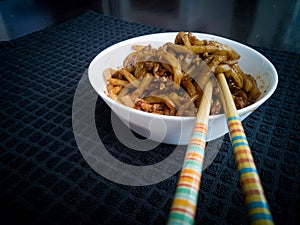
[0, 11, 299, 225]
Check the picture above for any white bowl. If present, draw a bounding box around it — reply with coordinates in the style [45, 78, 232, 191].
[88, 32, 278, 145]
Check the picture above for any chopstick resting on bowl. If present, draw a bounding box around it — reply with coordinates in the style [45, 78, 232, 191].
[167, 80, 213, 225]
[216, 72, 274, 225]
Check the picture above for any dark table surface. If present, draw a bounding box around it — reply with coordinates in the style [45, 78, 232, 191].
[0, 11, 299, 225]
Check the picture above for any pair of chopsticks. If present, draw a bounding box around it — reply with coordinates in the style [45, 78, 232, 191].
[168, 74, 274, 225]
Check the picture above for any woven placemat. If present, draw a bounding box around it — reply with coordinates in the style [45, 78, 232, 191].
[0, 11, 299, 225]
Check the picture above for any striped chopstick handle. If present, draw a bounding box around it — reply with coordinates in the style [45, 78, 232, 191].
[168, 121, 208, 225]
[227, 115, 274, 225]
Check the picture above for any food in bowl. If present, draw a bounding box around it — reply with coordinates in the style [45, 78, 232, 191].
[104, 32, 261, 117]
[88, 32, 278, 144]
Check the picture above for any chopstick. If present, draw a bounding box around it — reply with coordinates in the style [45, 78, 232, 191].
[216, 73, 274, 225]
[167, 81, 213, 225]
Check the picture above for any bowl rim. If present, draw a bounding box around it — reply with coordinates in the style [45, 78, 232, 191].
[88, 32, 278, 121]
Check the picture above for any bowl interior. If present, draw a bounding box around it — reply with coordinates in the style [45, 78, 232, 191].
[89, 32, 277, 117]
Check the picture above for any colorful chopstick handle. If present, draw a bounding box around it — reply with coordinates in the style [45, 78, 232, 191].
[168, 121, 208, 225]
[227, 115, 274, 225]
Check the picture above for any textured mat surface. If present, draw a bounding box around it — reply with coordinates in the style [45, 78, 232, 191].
[0, 11, 299, 225]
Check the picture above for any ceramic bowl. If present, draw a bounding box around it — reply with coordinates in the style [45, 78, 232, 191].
[88, 32, 278, 145]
